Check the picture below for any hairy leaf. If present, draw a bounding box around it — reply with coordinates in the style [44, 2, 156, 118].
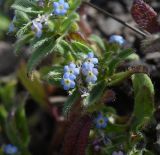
[18, 63, 47, 107]
[43, 66, 63, 86]
[14, 33, 33, 55]
[83, 81, 106, 107]
[27, 38, 58, 74]
[131, 74, 155, 130]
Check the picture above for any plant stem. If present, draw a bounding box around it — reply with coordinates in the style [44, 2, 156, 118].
[83, 1, 148, 38]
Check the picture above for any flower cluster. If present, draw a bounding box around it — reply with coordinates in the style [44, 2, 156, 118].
[31, 20, 43, 38]
[61, 63, 79, 90]
[31, 14, 49, 38]
[82, 52, 98, 84]
[31, 0, 69, 38]
[3, 144, 18, 155]
[61, 52, 99, 91]
[109, 35, 126, 45]
[94, 113, 108, 129]
[53, 0, 69, 16]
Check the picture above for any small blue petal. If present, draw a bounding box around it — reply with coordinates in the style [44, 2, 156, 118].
[92, 58, 98, 64]
[37, 22, 43, 29]
[64, 85, 70, 90]
[74, 68, 80, 75]
[82, 62, 94, 70]
[64, 65, 69, 72]
[69, 74, 76, 80]
[69, 63, 76, 68]
[61, 79, 65, 85]
[8, 23, 15, 32]
[53, 2, 59, 8]
[59, 9, 67, 15]
[70, 81, 75, 88]
[64, 2, 69, 9]
[63, 73, 70, 79]
[3, 144, 18, 154]
[92, 68, 98, 75]
[109, 35, 126, 45]
[59, 0, 65, 4]
[54, 9, 61, 15]
[86, 77, 92, 83]
[91, 75, 97, 83]
[87, 52, 94, 58]
[36, 30, 42, 38]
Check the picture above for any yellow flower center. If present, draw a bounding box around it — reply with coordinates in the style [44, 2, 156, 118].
[88, 71, 93, 77]
[98, 119, 104, 124]
[59, 5, 64, 10]
[87, 59, 91, 63]
[65, 79, 70, 85]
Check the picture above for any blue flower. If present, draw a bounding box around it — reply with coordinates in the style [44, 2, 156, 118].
[81, 52, 99, 84]
[112, 151, 125, 155]
[82, 66, 98, 84]
[8, 23, 15, 33]
[61, 74, 75, 90]
[53, 0, 69, 16]
[64, 63, 79, 80]
[3, 144, 18, 155]
[31, 20, 43, 38]
[82, 52, 98, 69]
[95, 113, 108, 129]
[109, 35, 126, 45]
[8, 16, 16, 33]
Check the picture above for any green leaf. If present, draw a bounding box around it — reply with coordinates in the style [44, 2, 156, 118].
[0, 105, 7, 126]
[31, 37, 52, 50]
[63, 91, 80, 117]
[0, 81, 16, 111]
[15, 94, 30, 148]
[105, 122, 127, 133]
[131, 74, 155, 130]
[60, 40, 77, 61]
[89, 34, 105, 51]
[108, 48, 134, 75]
[18, 63, 47, 108]
[69, 0, 81, 11]
[0, 13, 10, 34]
[27, 38, 59, 74]
[106, 67, 148, 87]
[15, 10, 30, 24]
[61, 13, 79, 33]
[12, 0, 42, 15]
[71, 41, 93, 58]
[5, 115, 22, 147]
[83, 81, 106, 107]
[43, 65, 63, 86]
[16, 21, 32, 38]
[14, 33, 34, 55]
